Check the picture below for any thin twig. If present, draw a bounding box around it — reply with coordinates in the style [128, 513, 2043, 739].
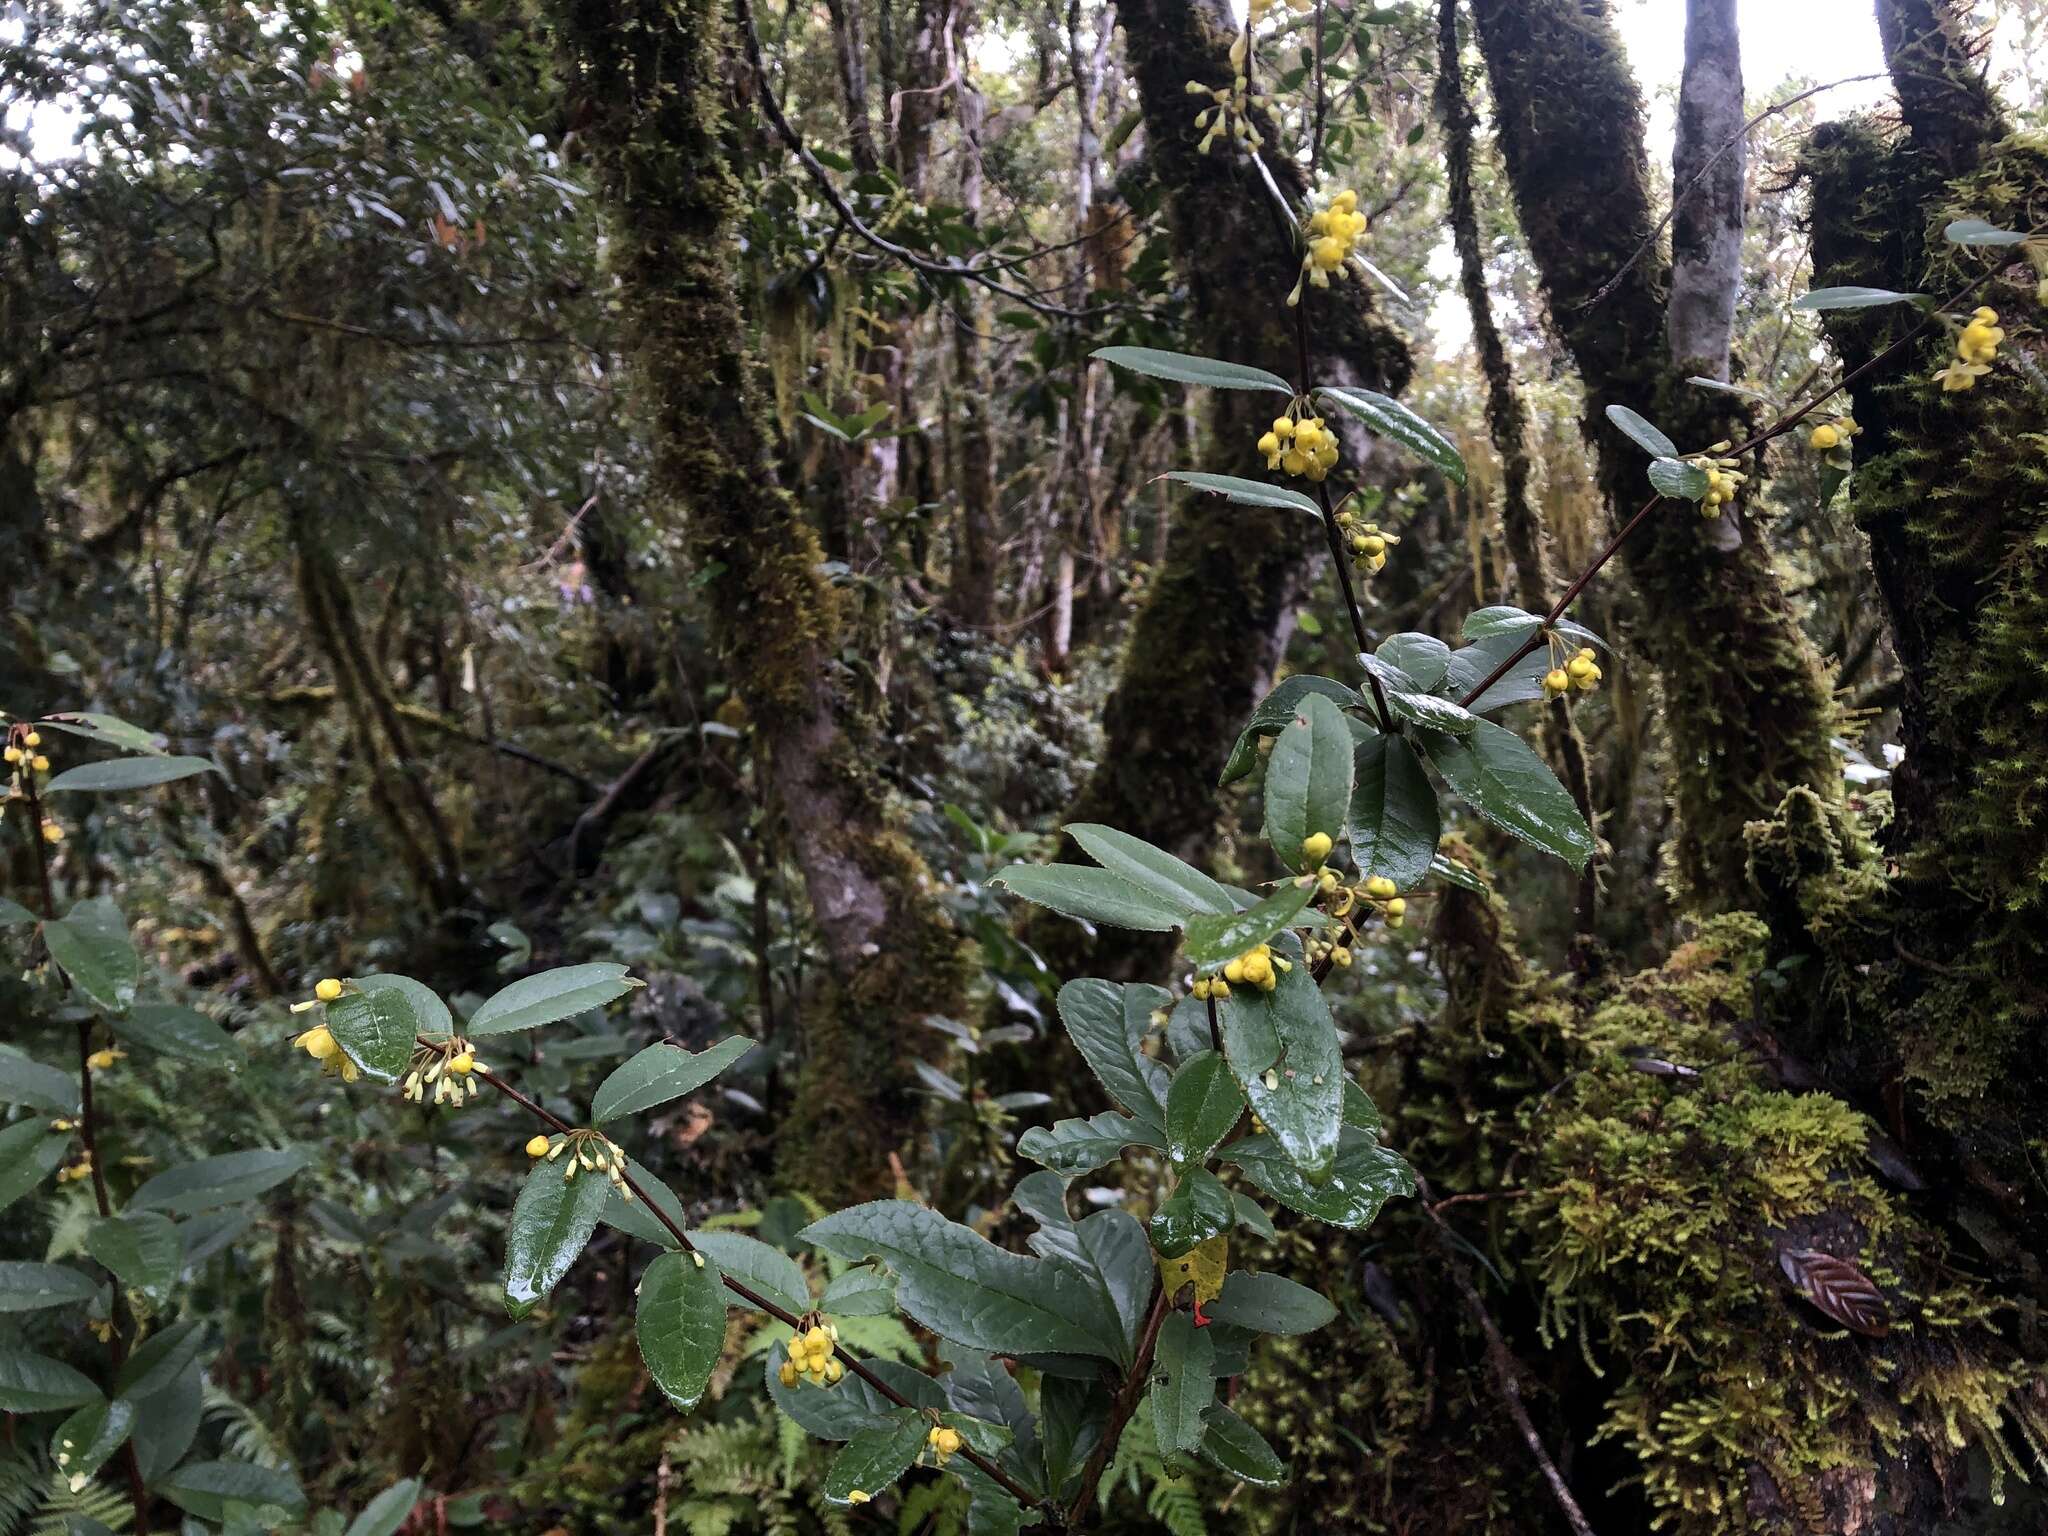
[1064, 1286, 1170, 1527]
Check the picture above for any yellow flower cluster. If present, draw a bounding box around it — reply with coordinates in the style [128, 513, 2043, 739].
[291, 977, 361, 1083]
[540, 1128, 632, 1195]
[926, 1423, 965, 1465]
[1186, 33, 1263, 156]
[4, 727, 61, 842]
[1258, 410, 1340, 481]
[1808, 415, 1860, 451]
[1287, 190, 1367, 305]
[779, 1321, 845, 1388]
[84, 1048, 123, 1073]
[1688, 445, 1746, 518]
[1933, 307, 2003, 391]
[1311, 874, 1407, 970]
[403, 1036, 487, 1106]
[1542, 647, 1601, 701]
[1335, 501, 1398, 575]
[55, 1152, 93, 1185]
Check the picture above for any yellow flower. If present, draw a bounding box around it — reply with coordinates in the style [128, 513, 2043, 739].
[41, 821, 62, 844]
[525, 1134, 551, 1158]
[1543, 667, 1570, 699]
[1301, 831, 1333, 867]
[315, 977, 344, 1002]
[1809, 424, 1839, 450]
[1933, 359, 1990, 392]
[85, 1049, 121, 1072]
[1364, 875, 1397, 901]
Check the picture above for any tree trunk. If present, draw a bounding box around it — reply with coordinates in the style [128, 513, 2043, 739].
[1467, 0, 1839, 907]
[946, 56, 999, 626]
[554, 0, 971, 1205]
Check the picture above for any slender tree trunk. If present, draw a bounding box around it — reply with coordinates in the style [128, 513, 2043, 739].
[554, 0, 971, 1205]
[947, 52, 1000, 626]
[1666, 0, 1743, 377]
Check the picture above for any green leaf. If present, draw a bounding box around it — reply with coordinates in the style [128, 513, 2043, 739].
[1015, 1183, 1153, 1366]
[1198, 1402, 1288, 1486]
[1063, 824, 1235, 916]
[42, 897, 138, 1013]
[1018, 1112, 1160, 1178]
[988, 863, 1186, 932]
[688, 1230, 810, 1317]
[636, 1250, 726, 1412]
[1148, 1167, 1235, 1259]
[1204, 1271, 1335, 1334]
[1430, 851, 1488, 892]
[1223, 1127, 1416, 1228]
[1943, 217, 2028, 246]
[128, 1362, 201, 1479]
[1382, 686, 1477, 735]
[1686, 375, 1775, 404]
[1375, 633, 1450, 692]
[114, 1318, 205, 1399]
[592, 1036, 756, 1124]
[503, 1157, 611, 1317]
[1054, 979, 1171, 1127]
[1220, 676, 1359, 787]
[325, 976, 443, 1084]
[1261, 692, 1353, 872]
[0, 1262, 95, 1312]
[1163, 1052, 1245, 1166]
[1419, 718, 1594, 869]
[111, 1004, 240, 1067]
[1161, 472, 1323, 517]
[0, 1049, 79, 1114]
[1793, 285, 1927, 311]
[86, 1213, 182, 1308]
[1442, 631, 1553, 713]
[821, 1265, 897, 1317]
[1349, 736, 1439, 890]
[0, 1347, 101, 1411]
[1317, 386, 1466, 485]
[344, 1480, 423, 1536]
[43, 756, 218, 793]
[1649, 456, 1709, 500]
[1148, 1310, 1217, 1467]
[35, 714, 166, 755]
[1460, 606, 1605, 654]
[822, 1409, 929, 1506]
[0, 1119, 69, 1212]
[767, 1352, 943, 1442]
[466, 962, 640, 1037]
[1216, 944, 1343, 1178]
[130, 1147, 311, 1215]
[1230, 1191, 1276, 1241]
[1092, 346, 1294, 393]
[1343, 1077, 1385, 1135]
[52, 1398, 134, 1488]
[803, 1201, 1119, 1359]
[1181, 880, 1316, 969]
[0, 896, 34, 926]
[159, 1461, 305, 1521]
[1603, 403, 1677, 457]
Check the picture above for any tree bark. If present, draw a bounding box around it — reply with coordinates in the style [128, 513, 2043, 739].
[554, 0, 971, 1205]
[1667, 0, 1743, 376]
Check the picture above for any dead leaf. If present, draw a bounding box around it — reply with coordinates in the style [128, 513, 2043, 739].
[1778, 1246, 1889, 1336]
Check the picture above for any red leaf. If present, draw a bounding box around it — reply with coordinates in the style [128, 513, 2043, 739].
[1778, 1246, 1889, 1337]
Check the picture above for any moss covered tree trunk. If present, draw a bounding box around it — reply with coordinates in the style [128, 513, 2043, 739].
[1467, 0, 1839, 906]
[554, 0, 970, 1205]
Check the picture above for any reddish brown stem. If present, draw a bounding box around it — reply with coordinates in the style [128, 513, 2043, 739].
[1064, 1285, 1170, 1527]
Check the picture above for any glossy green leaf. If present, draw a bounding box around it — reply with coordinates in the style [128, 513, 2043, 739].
[1376, 633, 1451, 691]
[592, 1036, 756, 1124]
[1220, 675, 1359, 787]
[1148, 1167, 1235, 1259]
[1686, 375, 1775, 404]
[1054, 978, 1171, 1127]
[43, 755, 218, 793]
[112, 1003, 240, 1066]
[1603, 403, 1676, 457]
[1461, 606, 1606, 655]
[0, 1049, 78, 1114]
[1343, 1077, 1384, 1135]
[1230, 1191, 1276, 1240]
[52, 1398, 134, 1488]
[0, 1262, 95, 1312]
[42, 897, 138, 1013]
[1092, 345, 1293, 393]
[0, 1119, 69, 1212]
[1199, 1402, 1288, 1486]
[130, 1147, 311, 1215]
[1204, 1271, 1336, 1334]
[1063, 824, 1235, 916]
[1944, 217, 2028, 246]
[988, 863, 1186, 932]
[114, 1318, 205, 1399]
[0, 1347, 101, 1411]
[1181, 879, 1316, 969]
[803, 1201, 1119, 1359]
[766, 1351, 942, 1441]
[128, 1362, 201, 1479]
[34, 714, 164, 754]
[1793, 285, 1926, 311]
[502, 1157, 611, 1317]
[821, 1265, 897, 1317]
[1163, 1052, 1245, 1166]
[466, 962, 640, 1036]
[1161, 471, 1322, 517]
[1223, 1127, 1416, 1228]
[1383, 686, 1477, 735]
[689, 1230, 810, 1317]
[0, 897, 34, 926]
[344, 1479, 423, 1536]
[159, 1460, 305, 1521]
[1216, 944, 1343, 1178]
[1018, 1111, 1160, 1178]
[1148, 1310, 1217, 1467]
[822, 1409, 928, 1506]
[1015, 1178, 1154, 1365]
[1442, 631, 1553, 713]
[1430, 852, 1487, 892]
[325, 976, 442, 1084]
[1318, 385, 1466, 485]
[1349, 736, 1439, 890]
[1262, 691, 1353, 872]
[87, 1212, 182, 1308]
[1648, 456, 1709, 500]
[1419, 718, 1594, 869]
[636, 1250, 726, 1412]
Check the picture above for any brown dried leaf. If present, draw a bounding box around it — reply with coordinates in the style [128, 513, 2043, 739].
[1778, 1246, 1890, 1337]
